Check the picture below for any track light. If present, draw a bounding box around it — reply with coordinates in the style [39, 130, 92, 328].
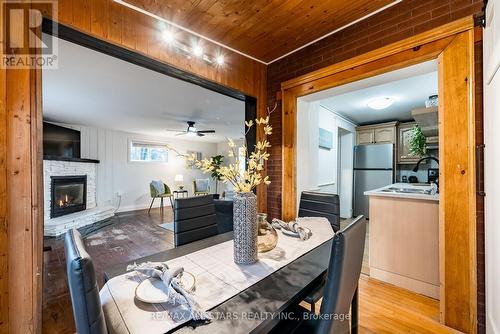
[216, 55, 225, 65]
[162, 30, 175, 44]
[193, 45, 203, 57]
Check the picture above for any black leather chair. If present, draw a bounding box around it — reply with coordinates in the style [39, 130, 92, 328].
[174, 195, 218, 247]
[298, 191, 340, 232]
[214, 199, 234, 234]
[272, 215, 366, 334]
[299, 191, 341, 311]
[64, 229, 108, 334]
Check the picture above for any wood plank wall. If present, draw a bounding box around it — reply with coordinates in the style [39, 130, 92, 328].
[0, 1, 267, 332]
[0, 64, 7, 334]
[48, 0, 268, 210]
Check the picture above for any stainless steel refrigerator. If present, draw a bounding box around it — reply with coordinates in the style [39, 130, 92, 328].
[353, 143, 394, 219]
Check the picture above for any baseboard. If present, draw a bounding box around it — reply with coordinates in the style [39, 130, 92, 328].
[116, 201, 173, 213]
[370, 267, 439, 299]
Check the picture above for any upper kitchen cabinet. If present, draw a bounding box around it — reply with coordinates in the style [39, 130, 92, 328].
[397, 122, 422, 164]
[357, 128, 375, 145]
[396, 106, 439, 164]
[356, 121, 397, 145]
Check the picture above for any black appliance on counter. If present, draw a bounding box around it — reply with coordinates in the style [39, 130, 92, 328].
[428, 168, 439, 184]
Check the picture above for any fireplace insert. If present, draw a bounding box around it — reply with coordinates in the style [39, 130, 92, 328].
[50, 175, 87, 218]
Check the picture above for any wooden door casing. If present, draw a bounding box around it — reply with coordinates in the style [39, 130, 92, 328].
[281, 17, 477, 333]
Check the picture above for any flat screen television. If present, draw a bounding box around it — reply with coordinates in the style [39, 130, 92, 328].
[43, 122, 81, 159]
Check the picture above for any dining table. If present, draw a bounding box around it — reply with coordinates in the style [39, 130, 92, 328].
[102, 219, 358, 334]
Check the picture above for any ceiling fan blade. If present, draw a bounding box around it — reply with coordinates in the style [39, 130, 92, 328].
[175, 132, 187, 136]
[197, 130, 215, 133]
[197, 133, 205, 137]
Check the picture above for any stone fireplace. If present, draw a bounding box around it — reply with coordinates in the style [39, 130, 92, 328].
[43, 158, 114, 236]
[50, 175, 87, 218]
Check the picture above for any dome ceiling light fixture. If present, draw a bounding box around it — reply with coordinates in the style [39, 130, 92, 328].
[366, 97, 395, 110]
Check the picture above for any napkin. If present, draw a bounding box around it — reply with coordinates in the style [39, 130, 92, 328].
[127, 261, 212, 322]
[271, 218, 312, 240]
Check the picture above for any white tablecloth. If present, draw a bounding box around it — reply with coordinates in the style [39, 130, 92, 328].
[100, 217, 334, 334]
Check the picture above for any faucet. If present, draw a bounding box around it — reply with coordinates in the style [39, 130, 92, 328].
[413, 156, 440, 192]
[412, 156, 439, 172]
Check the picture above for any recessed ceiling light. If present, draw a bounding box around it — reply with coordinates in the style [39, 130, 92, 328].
[192, 45, 203, 57]
[216, 55, 225, 65]
[367, 97, 394, 110]
[162, 30, 175, 44]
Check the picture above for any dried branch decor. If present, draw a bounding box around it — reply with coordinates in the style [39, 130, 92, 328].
[168, 105, 276, 193]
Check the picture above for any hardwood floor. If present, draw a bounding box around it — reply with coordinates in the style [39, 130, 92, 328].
[306, 276, 455, 334]
[43, 210, 450, 334]
[42, 207, 175, 333]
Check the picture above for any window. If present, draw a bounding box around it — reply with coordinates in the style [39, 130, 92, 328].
[129, 140, 168, 162]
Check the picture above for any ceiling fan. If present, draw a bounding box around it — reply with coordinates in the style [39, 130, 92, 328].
[167, 121, 215, 137]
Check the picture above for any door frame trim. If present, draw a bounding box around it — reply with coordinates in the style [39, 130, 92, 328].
[281, 16, 477, 333]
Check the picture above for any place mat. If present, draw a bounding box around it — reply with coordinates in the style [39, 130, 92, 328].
[101, 217, 334, 334]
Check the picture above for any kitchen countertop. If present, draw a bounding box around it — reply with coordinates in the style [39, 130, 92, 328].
[364, 182, 439, 201]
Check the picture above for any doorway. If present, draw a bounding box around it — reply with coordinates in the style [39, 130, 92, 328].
[281, 18, 477, 333]
[337, 127, 354, 219]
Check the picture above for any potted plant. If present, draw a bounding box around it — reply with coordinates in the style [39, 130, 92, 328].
[210, 154, 224, 199]
[409, 125, 427, 157]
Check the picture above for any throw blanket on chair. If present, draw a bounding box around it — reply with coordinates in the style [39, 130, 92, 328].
[195, 179, 209, 192]
[152, 180, 165, 195]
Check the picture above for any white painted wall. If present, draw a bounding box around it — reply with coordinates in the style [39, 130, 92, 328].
[53, 123, 218, 212]
[296, 101, 356, 217]
[296, 100, 320, 210]
[318, 107, 338, 191]
[484, 0, 500, 331]
[338, 129, 355, 218]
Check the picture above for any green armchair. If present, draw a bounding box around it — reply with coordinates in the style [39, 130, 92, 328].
[148, 181, 174, 214]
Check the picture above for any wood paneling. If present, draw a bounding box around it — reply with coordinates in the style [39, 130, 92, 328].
[0, 65, 8, 334]
[438, 29, 477, 332]
[50, 0, 267, 112]
[124, 0, 395, 63]
[281, 17, 477, 333]
[1, 1, 267, 332]
[51, 1, 269, 213]
[5, 54, 41, 334]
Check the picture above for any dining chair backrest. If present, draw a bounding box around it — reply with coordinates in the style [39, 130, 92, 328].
[174, 195, 218, 247]
[64, 229, 107, 334]
[298, 191, 340, 231]
[317, 215, 366, 334]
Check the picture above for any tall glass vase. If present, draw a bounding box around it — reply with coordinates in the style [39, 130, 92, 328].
[233, 192, 258, 264]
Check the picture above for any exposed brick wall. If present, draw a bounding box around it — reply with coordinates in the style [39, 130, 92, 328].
[265, 0, 485, 332]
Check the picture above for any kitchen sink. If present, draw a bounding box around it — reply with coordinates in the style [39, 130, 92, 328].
[380, 187, 433, 194]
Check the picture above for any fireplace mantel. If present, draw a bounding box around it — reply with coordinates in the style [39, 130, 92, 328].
[43, 155, 100, 163]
